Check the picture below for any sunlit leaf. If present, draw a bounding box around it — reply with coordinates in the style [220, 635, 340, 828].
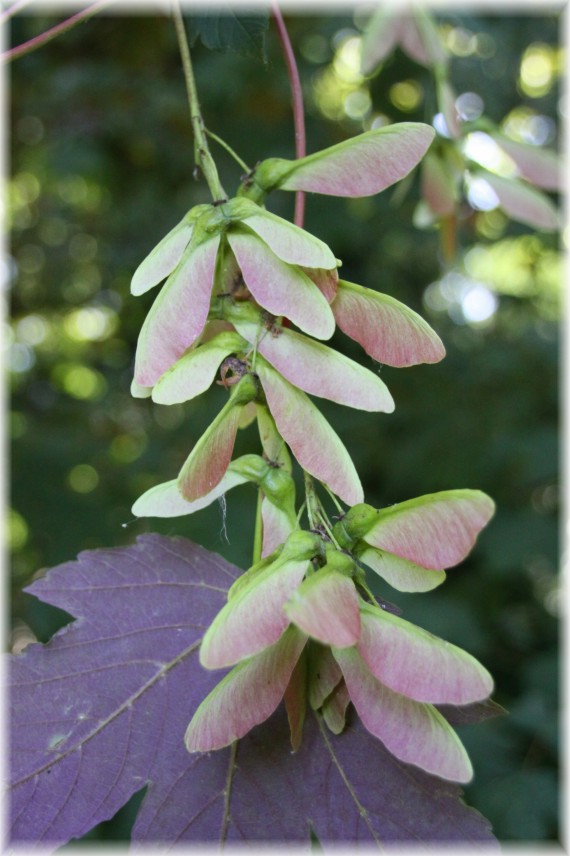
[492, 134, 561, 191]
[421, 150, 458, 216]
[472, 170, 559, 230]
[360, 6, 401, 74]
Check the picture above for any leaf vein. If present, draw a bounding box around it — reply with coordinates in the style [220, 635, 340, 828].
[220, 739, 238, 844]
[316, 714, 384, 847]
[11, 638, 201, 788]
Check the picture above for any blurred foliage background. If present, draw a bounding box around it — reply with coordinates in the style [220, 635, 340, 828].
[8, 3, 562, 845]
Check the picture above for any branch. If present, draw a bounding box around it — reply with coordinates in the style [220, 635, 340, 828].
[2, 0, 112, 63]
[0, 0, 34, 27]
[172, 1, 227, 202]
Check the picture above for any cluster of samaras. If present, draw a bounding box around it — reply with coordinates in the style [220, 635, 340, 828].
[130, 123, 495, 782]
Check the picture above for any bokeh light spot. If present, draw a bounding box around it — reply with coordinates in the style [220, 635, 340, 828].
[9, 343, 35, 374]
[299, 33, 329, 64]
[63, 306, 118, 342]
[39, 217, 68, 246]
[474, 32, 495, 59]
[463, 132, 517, 176]
[57, 175, 89, 205]
[519, 43, 555, 98]
[344, 89, 372, 120]
[311, 31, 372, 122]
[424, 272, 498, 327]
[502, 106, 556, 145]
[11, 172, 41, 206]
[446, 26, 477, 56]
[67, 464, 99, 493]
[455, 92, 484, 121]
[110, 433, 148, 463]
[8, 509, 29, 551]
[16, 314, 49, 346]
[461, 284, 498, 323]
[465, 176, 500, 211]
[475, 209, 508, 240]
[463, 236, 561, 320]
[52, 363, 107, 400]
[333, 34, 363, 83]
[433, 112, 452, 138]
[390, 80, 423, 112]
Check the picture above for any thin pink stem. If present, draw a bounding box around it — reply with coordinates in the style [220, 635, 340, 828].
[2, 0, 111, 63]
[0, 0, 34, 27]
[271, 3, 306, 228]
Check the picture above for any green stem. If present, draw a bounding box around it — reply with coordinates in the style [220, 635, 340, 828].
[252, 488, 264, 564]
[206, 129, 250, 174]
[304, 472, 318, 529]
[316, 511, 340, 548]
[322, 482, 345, 516]
[356, 576, 380, 608]
[172, 3, 227, 202]
[304, 472, 339, 547]
[303, 474, 343, 548]
[295, 501, 307, 528]
[249, 319, 264, 374]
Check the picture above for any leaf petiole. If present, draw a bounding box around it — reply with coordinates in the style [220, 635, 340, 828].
[316, 511, 341, 550]
[205, 129, 250, 174]
[321, 482, 346, 517]
[304, 473, 342, 548]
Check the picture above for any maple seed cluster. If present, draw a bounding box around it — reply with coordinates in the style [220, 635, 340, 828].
[130, 124, 495, 783]
[360, 6, 561, 236]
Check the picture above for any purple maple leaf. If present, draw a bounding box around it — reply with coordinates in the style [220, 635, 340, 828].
[9, 534, 499, 848]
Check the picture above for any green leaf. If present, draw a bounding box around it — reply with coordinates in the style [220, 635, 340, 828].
[188, 10, 269, 61]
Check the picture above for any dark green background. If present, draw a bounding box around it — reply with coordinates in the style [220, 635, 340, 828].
[9, 6, 561, 845]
